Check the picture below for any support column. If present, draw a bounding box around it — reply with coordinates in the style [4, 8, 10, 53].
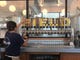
[26, 0, 29, 37]
[26, 0, 29, 19]
[65, 0, 67, 17]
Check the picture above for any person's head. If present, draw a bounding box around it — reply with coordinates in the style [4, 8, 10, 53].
[6, 21, 17, 31]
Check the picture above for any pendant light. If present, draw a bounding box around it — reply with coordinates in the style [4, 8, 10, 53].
[42, 9, 48, 15]
[9, 5, 16, 12]
[22, 9, 26, 16]
[0, 1, 7, 7]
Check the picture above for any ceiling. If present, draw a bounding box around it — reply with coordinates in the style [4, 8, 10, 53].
[0, 1, 26, 17]
[0, 0, 79, 18]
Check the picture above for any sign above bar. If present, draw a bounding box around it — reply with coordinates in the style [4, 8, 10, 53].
[24, 18, 71, 27]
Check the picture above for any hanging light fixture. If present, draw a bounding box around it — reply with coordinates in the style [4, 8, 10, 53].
[57, 0, 62, 6]
[39, 3, 43, 7]
[22, 9, 26, 16]
[39, 0, 44, 7]
[61, 9, 65, 13]
[42, 8, 48, 15]
[9, 5, 16, 12]
[61, 9, 65, 16]
[0, 1, 7, 7]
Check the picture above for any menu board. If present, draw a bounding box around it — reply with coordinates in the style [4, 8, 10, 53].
[60, 18, 64, 26]
[39, 18, 43, 26]
[32, 18, 36, 26]
[26, 18, 70, 27]
[64, 18, 70, 26]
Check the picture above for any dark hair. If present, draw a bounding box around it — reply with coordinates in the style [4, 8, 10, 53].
[6, 21, 17, 31]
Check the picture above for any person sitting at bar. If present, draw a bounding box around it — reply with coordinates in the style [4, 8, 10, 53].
[4, 19, 27, 60]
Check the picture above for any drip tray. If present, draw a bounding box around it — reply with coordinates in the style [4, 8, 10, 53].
[29, 44, 73, 48]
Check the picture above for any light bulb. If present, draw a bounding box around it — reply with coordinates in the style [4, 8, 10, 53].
[22, 9, 26, 16]
[57, 4, 60, 6]
[61, 9, 65, 13]
[0, 1, 7, 7]
[57, 0, 63, 6]
[9, 5, 16, 12]
[42, 9, 48, 14]
[61, 9, 65, 16]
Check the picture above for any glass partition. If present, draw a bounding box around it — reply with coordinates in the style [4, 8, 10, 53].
[29, 0, 65, 18]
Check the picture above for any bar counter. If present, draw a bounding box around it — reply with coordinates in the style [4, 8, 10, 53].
[21, 46, 80, 53]
[0, 46, 80, 53]
[1, 46, 80, 60]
